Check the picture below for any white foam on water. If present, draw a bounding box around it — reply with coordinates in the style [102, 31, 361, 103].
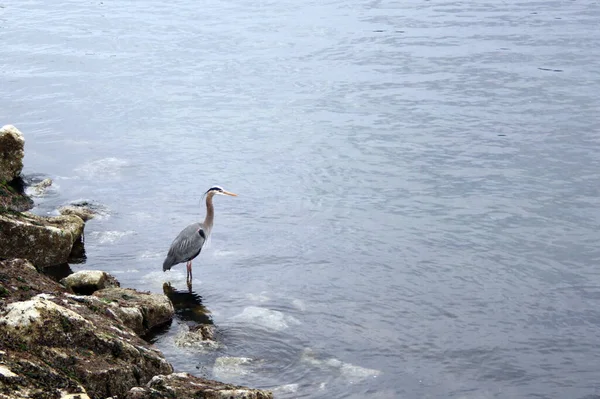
[229, 306, 301, 332]
[272, 384, 299, 394]
[74, 157, 130, 180]
[300, 348, 381, 382]
[212, 357, 258, 380]
[138, 250, 163, 259]
[109, 269, 140, 274]
[291, 298, 306, 312]
[87, 230, 135, 244]
[246, 291, 271, 303]
[142, 269, 204, 291]
[212, 249, 238, 258]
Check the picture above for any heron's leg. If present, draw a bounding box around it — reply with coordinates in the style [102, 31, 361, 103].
[186, 261, 192, 282]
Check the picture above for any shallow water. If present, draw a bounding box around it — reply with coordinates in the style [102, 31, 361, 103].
[2, 0, 600, 397]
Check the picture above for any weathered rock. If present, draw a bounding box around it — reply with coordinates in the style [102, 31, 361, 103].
[0, 212, 85, 267]
[94, 288, 174, 336]
[0, 125, 24, 183]
[60, 270, 120, 295]
[125, 372, 273, 399]
[174, 323, 223, 351]
[0, 259, 173, 399]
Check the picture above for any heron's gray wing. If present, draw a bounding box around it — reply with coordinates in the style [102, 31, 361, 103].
[163, 223, 206, 270]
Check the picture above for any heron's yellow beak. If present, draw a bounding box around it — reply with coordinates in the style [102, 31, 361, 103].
[223, 190, 238, 197]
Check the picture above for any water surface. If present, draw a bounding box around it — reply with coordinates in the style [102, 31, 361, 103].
[1, 0, 600, 398]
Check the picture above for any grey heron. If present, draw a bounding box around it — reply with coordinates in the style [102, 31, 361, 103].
[162, 186, 237, 283]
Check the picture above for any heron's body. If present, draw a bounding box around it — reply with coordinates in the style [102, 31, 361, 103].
[162, 222, 207, 271]
[162, 186, 237, 283]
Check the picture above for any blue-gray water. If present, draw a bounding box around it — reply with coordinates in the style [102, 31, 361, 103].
[2, 0, 600, 398]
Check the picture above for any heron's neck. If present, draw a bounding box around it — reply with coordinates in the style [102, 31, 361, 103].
[203, 194, 215, 233]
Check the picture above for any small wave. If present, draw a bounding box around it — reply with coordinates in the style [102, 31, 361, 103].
[87, 230, 135, 244]
[300, 348, 381, 383]
[229, 306, 301, 332]
[246, 292, 271, 303]
[109, 269, 140, 274]
[138, 250, 163, 259]
[291, 299, 306, 312]
[74, 157, 130, 180]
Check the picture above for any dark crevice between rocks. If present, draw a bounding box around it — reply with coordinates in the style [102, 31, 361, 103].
[142, 320, 172, 344]
[40, 263, 73, 283]
[68, 236, 87, 264]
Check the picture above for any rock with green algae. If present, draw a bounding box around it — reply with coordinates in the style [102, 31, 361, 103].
[0, 211, 84, 268]
[0, 179, 34, 212]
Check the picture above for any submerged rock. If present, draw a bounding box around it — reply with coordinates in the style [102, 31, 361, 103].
[0, 211, 85, 268]
[60, 270, 120, 295]
[0, 125, 24, 183]
[94, 287, 174, 337]
[125, 372, 273, 399]
[174, 323, 223, 351]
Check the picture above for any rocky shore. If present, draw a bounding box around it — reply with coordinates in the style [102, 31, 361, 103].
[0, 125, 272, 399]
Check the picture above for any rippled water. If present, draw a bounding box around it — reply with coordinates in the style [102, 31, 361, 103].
[2, 0, 600, 397]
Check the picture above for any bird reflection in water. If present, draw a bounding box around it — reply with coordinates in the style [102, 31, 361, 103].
[162, 282, 214, 326]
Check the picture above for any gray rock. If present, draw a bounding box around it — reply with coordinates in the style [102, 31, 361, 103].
[0, 212, 85, 268]
[0, 125, 24, 182]
[61, 270, 120, 295]
[94, 287, 174, 336]
[125, 372, 273, 399]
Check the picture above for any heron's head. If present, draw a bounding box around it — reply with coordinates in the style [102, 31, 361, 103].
[204, 186, 238, 198]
